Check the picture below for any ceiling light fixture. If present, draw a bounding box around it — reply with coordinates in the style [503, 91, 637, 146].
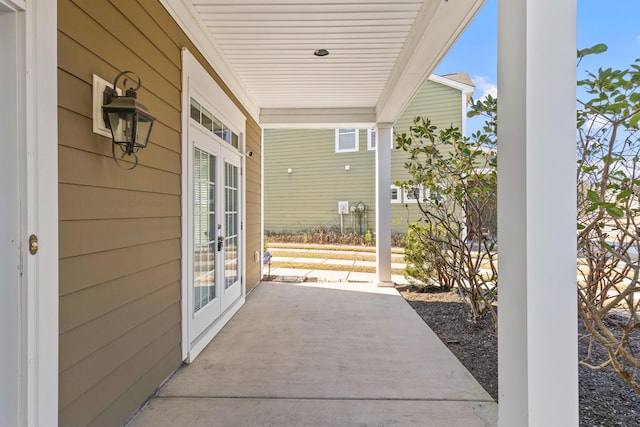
[314, 49, 329, 57]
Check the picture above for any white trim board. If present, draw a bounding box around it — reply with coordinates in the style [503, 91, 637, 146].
[0, 0, 60, 425]
[429, 74, 475, 95]
[26, 0, 59, 423]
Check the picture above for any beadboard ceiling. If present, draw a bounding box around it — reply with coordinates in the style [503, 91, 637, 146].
[164, 0, 485, 126]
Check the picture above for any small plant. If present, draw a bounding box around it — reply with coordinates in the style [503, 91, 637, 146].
[265, 227, 381, 246]
[364, 230, 374, 246]
[404, 221, 454, 290]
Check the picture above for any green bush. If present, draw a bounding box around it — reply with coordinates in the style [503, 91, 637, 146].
[404, 221, 454, 290]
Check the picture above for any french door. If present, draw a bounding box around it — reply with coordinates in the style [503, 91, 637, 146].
[188, 124, 243, 347]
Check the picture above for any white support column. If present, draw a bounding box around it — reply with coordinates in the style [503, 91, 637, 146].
[498, 1, 578, 426]
[375, 125, 393, 286]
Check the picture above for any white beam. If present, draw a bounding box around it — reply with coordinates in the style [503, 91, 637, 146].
[260, 107, 376, 129]
[497, 1, 578, 426]
[376, 0, 485, 124]
[375, 125, 393, 286]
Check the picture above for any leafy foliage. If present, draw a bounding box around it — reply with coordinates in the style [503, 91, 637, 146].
[397, 111, 498, 326]
[576, 45, 640, 393]
[404, 221, 454, 289]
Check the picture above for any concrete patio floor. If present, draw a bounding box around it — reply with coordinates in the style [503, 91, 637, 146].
[128, 281, 497, 426]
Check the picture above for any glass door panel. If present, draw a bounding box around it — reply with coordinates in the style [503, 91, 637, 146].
[190, 142, 221, 342]
[193, 148, 216, 312]
[221, 153, 242, 310]
[225, 161, 239, 289]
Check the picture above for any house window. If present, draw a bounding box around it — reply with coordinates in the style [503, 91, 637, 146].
[190, 98, 240, 149]
[404, 185, 425, 203]
[367, 129, 376, 150]
[335, 128, 359, 153]
[367, 128, 393, 150]
[391, 185, 402, 203]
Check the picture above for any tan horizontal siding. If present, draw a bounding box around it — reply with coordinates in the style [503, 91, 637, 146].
[245, 120, 263, 292]
[57, 31, 181, 122]
[60, 324, 181, 426]
[59, 239, 180, 297]
[87, 346, 181, 427]
[59, 145, 181, 194]
[59, 281, 179, 372]
[58, 0, 263, 424]
[59, 184, 180, 221]
[59, 217, 180, 258]
[59, 303, 180, 409]
[60, 260, 180, 333]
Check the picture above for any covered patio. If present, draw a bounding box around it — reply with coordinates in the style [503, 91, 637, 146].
[6, 0, 578, 425]
[129, 281, 497, 426]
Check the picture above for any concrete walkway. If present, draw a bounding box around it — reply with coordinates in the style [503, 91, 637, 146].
[129, 281, 497, 426]
[264, 246, 410, 285]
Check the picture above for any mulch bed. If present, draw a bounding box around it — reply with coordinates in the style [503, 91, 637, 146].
[398, 285, 640, 427]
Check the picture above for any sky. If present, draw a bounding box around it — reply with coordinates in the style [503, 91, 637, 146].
[434, 0, 640, 135]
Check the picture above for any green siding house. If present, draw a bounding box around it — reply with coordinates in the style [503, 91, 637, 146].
[264, 74, 474, 235]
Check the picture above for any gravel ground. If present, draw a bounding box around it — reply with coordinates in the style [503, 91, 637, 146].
[398, 285, 640, 427]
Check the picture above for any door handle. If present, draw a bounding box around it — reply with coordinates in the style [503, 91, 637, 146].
[217, 235, 224, 251]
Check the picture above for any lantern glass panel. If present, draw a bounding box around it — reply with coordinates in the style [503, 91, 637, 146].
[107, 111, 134, 144]
[135, 115, 154, 148]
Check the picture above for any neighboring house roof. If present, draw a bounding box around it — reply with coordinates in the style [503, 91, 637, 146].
[442, 72, 475, 88]
[432, 72, 475, 104]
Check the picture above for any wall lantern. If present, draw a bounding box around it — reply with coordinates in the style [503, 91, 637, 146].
[102, 71, 155, 169]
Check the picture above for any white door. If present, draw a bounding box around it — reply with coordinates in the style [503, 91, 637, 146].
[0, 5, 23, 426]
[188, 124, 243, 347]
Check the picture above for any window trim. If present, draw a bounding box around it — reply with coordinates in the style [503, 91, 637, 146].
[367, 128, 376, 150]
[404, 185, 426, 204]
[335, 128, 359, 153]
[367, 128, 393, 150]
[390, 185, 402, 204]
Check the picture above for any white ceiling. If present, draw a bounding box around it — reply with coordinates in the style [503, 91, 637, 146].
[164, 0, 485, 127]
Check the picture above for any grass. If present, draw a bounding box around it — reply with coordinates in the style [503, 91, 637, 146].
[267, 249, 405, 263]
[268, 260, 405, 275]
[265, 242, 405, 254]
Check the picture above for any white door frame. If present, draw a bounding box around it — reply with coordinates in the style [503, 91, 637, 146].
[0, 5, 25, 426]
[181, 48, 247, 362]
[0, 0, 58, 425]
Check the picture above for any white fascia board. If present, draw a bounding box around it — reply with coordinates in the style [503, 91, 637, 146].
[428, 74, 475, 95]
[260, 107, 376, 129]
[376, 0, 485, 124]
[159, 0, 260, 122]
